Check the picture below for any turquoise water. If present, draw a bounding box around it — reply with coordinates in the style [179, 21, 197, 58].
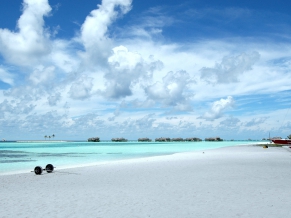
[0, 141, 258, 174]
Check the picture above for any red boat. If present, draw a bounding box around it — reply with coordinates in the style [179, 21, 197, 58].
[272, 139, 291, 145]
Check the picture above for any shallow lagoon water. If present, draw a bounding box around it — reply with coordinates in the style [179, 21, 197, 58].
[0, 141, 258, 174]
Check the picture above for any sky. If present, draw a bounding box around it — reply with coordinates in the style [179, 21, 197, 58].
[0, 0, 291, 140]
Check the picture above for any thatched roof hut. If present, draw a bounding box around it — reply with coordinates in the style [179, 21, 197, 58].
[185, 137, 202, 142]
[205, 137, 223, 141]
[155, 137, 171, 142]
[171, 138, 184, 142]
[138, 138, 152, 142]
[112, 137, 128, 142]
[88, 137, 100, 142]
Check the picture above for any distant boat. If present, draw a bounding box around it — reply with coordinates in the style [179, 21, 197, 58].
[272, 139, 291, 145]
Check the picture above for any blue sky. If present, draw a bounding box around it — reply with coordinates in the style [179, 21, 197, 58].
[0, 0, 291, 140]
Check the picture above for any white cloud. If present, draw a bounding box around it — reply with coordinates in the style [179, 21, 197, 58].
[116, 114, 156, 131]
[104, 45, 163, 99]
[145, 70, 195, 109]
[0, 0, 51, 66]
[0, 98, 35, 116]
[200, 96, 235, 120]
[69, 75, 94, 100]
[29, 66, 55, 85]
[80, 0, 132, 66]
[219, 117, 241, 128]
[51, 40, 80, 74]
[108, 45, 143, 70]
[0, 68, 14, 86]
[120, 6, 174, 40]
[243, 117, 268, 127]
[47, 92, 61, 106]
[200, 51, 260, 84]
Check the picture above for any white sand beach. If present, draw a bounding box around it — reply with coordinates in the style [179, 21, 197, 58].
[1, 144, 291, 218]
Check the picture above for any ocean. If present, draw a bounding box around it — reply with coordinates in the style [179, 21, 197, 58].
[0, 140, 259, 175]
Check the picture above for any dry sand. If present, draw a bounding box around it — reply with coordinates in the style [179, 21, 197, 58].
[1, 144, 291, 218]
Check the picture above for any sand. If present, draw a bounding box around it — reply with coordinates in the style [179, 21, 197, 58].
[1, 144, 291, 218]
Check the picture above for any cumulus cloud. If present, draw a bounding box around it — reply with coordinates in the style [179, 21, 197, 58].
[200, 51, 260, 84]
[80, 0, 132, 66]
[145, 70, 195, 109]
[71, 113, 103, 129]
[0, 99, 35, 116]
[47, 92, 61, 106]
[0, 0, 51, 66]
[108, 45, 143, 70]
[29, 66, 55, 85]
[110, 113, 156, 134]
[104, 45, 163, 99]
[243, 117, 268, 127]
[134, 114, 156, 130]
[69, 75, 94, 100]
[200, 96, 235, 120]
[21, 110, 69, 132]
[2, 65, 59, 105]
[51, 40, 80, 74]
[219, 117, 241, 127]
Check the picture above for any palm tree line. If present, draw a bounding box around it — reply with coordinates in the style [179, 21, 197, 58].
[44, 134, 55, 140]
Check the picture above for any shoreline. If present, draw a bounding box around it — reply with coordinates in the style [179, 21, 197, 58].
[0, 142, 263, 176]
[1, 144, 291, 217]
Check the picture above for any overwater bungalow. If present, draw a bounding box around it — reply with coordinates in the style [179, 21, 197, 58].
[112, 137, 128, 142]
[155, 137, 171, 142]
[184, 137, 202, 142]
[205, 137, 223, 141]
[171, 138, 184, 142]
[88, 137, 100, 142]
[138, 138, 152, 142]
